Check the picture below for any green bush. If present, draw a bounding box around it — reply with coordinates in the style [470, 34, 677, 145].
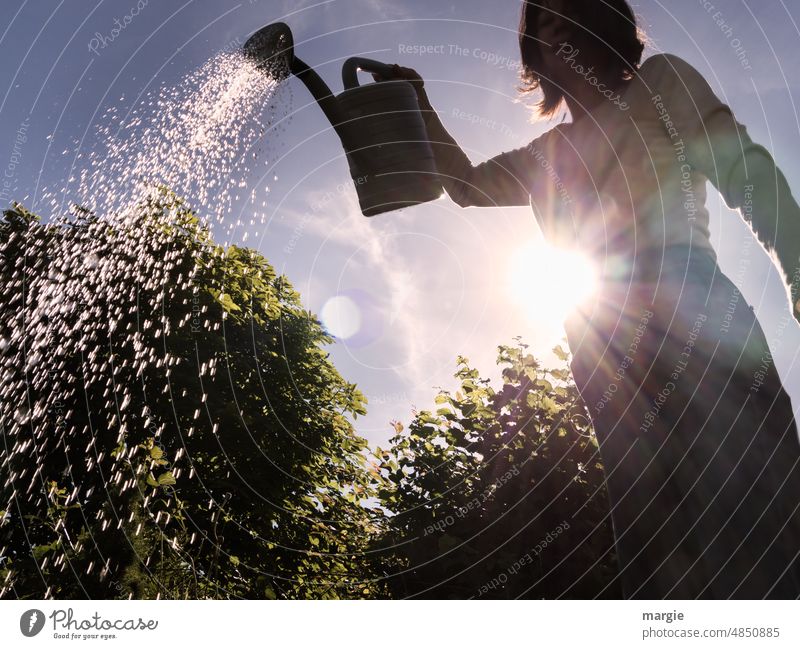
[0, 191, 618, 599]
[0, 192, 384, 599]
[372, 340, 620, 598]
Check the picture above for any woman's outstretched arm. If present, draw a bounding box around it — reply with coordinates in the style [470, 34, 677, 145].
[377, 65, 536, 208]
[733, 145, 800, 320]
[649, 54, 800, 321]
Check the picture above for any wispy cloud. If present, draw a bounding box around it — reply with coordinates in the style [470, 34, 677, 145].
[297, 183, 433, 387]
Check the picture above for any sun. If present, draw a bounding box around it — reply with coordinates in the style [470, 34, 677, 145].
[507, 240, 599, 326]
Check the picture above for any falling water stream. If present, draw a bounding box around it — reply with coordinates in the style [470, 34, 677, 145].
[0, 50, 293, 596]
[63, 51, 287, 236]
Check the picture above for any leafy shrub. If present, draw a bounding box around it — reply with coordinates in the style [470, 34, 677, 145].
[373, 340, 620, 598]
[0, 192, 384, 599]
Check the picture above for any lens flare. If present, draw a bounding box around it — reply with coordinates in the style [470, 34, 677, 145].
[321, 295, 362, 339]
[507, 241, 598, 325]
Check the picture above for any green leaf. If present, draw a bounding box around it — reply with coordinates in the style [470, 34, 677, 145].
[541, 395, 559, 414]
[157, 471, 176, 486]
[216, 292, 241, 313]
[32, 541, 60, 560]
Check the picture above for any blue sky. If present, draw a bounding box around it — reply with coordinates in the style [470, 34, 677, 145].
[3, 0, 800, 445]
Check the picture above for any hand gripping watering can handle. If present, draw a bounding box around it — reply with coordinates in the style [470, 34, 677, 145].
[341, 57, 396, 90]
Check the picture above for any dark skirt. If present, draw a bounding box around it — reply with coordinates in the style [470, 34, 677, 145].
[565, 244, 800, 598]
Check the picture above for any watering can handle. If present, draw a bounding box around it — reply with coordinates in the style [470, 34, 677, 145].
[341, 57, 396, 90]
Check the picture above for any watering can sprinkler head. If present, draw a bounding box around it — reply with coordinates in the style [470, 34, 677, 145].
[243, 21, 294, 81]
[243, 22, 345, 130]
[242, 22, 442, 216]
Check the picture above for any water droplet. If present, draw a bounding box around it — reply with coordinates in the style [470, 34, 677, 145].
[14, 405, 30, 424]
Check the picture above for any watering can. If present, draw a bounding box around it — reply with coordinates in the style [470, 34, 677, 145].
[243, 22, 442, 216]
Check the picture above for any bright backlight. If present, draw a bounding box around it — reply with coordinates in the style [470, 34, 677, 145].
[507, 241, 598, 325]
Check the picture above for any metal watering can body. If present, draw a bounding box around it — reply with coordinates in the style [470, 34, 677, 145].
[244, 24, 441, 216]
[337, 58, 442, 216]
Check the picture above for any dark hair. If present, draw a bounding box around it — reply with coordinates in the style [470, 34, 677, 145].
[518, 0, 645, 117]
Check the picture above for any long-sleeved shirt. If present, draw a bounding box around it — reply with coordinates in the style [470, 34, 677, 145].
[417, 53, 800, 306]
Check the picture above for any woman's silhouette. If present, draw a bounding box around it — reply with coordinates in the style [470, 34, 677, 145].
[379, 0, 800, 598]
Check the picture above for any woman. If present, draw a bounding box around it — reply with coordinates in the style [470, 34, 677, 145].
[379, 0, 800, 598]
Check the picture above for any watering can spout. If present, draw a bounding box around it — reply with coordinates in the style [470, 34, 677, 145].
[243, 22, 442, 216]
[243, 22, 345, 130]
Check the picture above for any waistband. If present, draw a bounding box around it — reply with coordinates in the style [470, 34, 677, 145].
[600, 244, 719, 284]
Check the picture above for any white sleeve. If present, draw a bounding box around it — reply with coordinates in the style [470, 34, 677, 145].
[642, 53, 767, 209]
[646, 53, 800, 310]
[418, 89, 550, 208]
